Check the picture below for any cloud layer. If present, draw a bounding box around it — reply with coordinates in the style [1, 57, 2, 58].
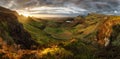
[0, 0, 120, 16]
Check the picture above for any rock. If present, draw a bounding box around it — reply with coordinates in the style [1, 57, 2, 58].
[0, 6, 39, 49]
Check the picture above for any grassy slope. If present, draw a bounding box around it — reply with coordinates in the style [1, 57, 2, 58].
[18, 14, 100, 58]
[15, 13, 120, 59]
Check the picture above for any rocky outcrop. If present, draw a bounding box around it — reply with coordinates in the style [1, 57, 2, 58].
[95, 24, 120, 59]
[0, 6, 38, 49]
[96, 16, 120, 47]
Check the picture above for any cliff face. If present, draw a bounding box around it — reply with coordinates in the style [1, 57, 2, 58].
[0, 6, 38, 49]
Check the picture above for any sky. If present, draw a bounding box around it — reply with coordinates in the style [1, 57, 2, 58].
[0, 0, 120, 17]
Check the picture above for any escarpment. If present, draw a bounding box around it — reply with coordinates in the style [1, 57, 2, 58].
[0, 6, 38, 49]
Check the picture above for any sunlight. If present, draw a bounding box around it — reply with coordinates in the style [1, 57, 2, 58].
[16, 10, 31, 17]
[21, 13, 30, 17]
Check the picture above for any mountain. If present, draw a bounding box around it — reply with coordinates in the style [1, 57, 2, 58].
[0, 6, 120, 59]
[0, 6, 13, 12]
[0, 6, 38, 49]
[20, 13, 120, 59]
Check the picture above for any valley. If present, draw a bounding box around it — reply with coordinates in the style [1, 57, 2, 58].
[0, 6, 120, 59]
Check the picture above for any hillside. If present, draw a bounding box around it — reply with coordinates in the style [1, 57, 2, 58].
[0, 6, 120, 59]
[18, 13, 120, 59]
[0, 6, 38, 49]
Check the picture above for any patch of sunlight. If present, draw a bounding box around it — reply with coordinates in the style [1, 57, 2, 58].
[39, 47, 73, 56]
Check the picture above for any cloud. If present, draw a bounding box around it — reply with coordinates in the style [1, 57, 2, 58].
[16, 6, 87, 15]
[0, 0, 120, 16]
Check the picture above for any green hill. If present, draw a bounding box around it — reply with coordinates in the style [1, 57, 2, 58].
[0, 6, 120, 59]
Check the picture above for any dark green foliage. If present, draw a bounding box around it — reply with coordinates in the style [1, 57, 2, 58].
[63, 40, 95, 59]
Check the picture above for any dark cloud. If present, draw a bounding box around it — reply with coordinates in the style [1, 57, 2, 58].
[0, 0, 119, 9]
[0, 0, 120, 16]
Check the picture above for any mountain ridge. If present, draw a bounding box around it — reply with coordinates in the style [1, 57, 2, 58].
[0, 6, 39, 49]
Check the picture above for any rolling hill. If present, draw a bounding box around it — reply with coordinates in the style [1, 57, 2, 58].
[0, 6, 120, 59]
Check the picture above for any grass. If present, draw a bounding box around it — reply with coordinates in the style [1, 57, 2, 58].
[23, 23, 54, 45]
[10, 14, 120, 59]
[17, 17, 97, 59]
[0, 36, 96, 59]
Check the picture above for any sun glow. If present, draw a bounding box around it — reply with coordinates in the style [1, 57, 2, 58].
[16, 10, 31, 17]
[15, 6, 87, 18]
[21, 13, 30, 17]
